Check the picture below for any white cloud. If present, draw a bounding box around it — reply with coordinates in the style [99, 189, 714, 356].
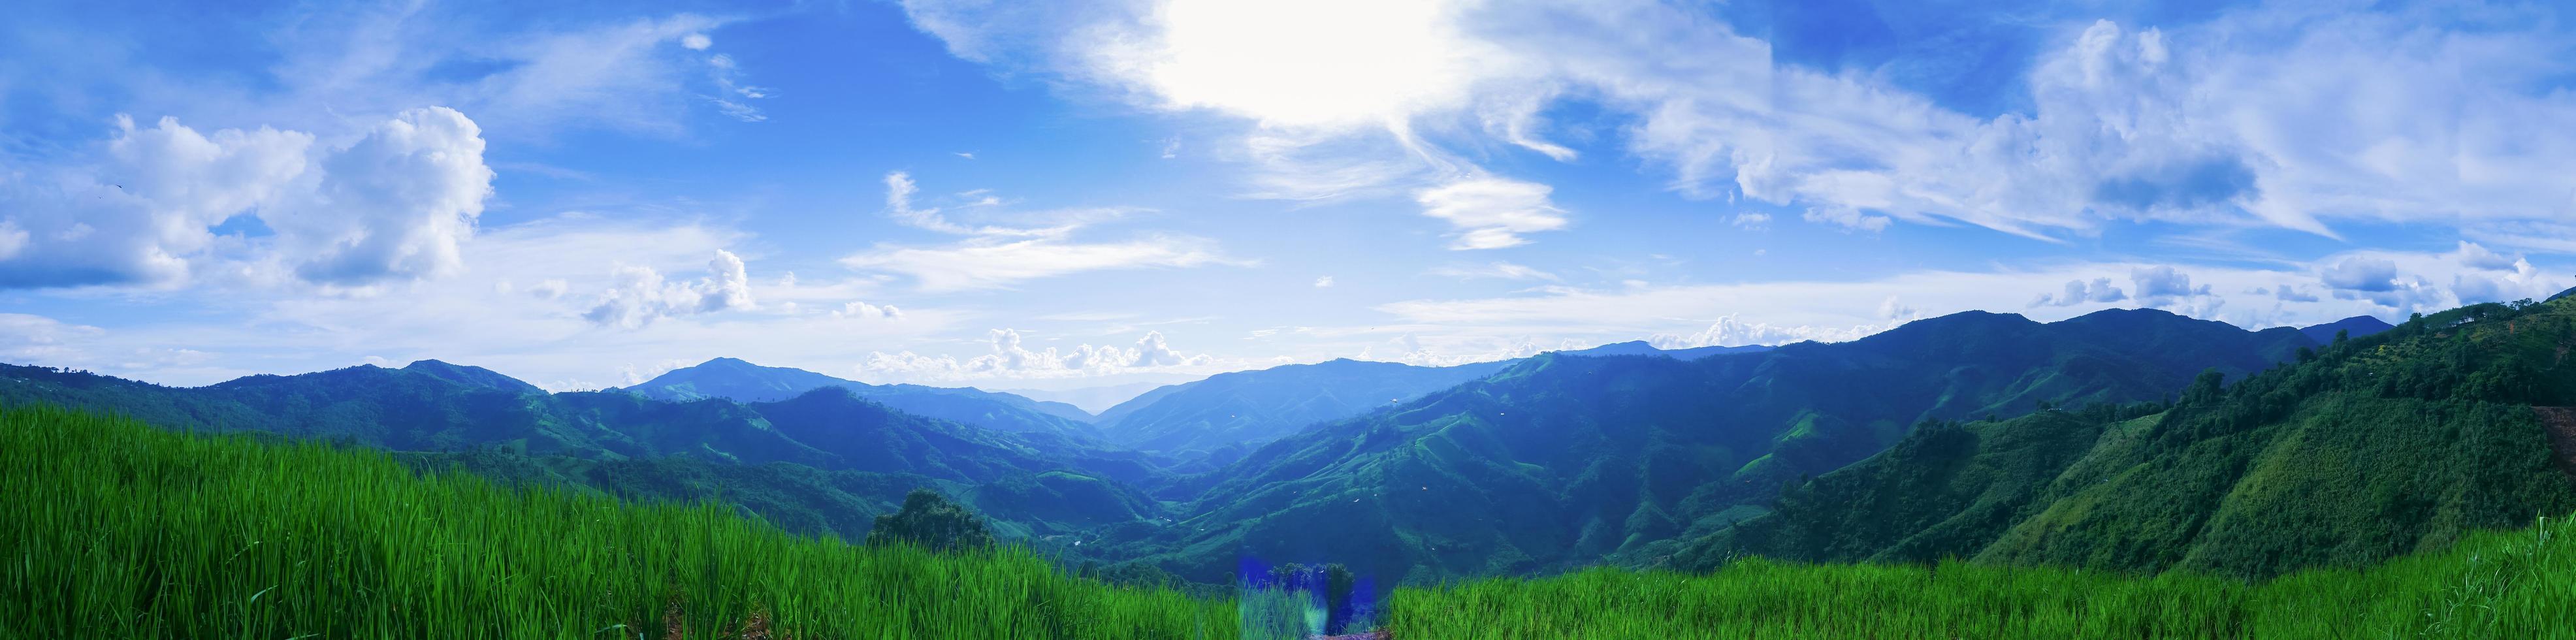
[1431, 261, 1559, 281]
[1801, 206, 1892, 232]
[848, 171, 1240, 290]
[701, 53, 770, 122]
[581, 249, 758, 328]
[1414, 177, 1570, 249]
[681, 33, 712, 50]
[880, 171, 1066, 237]
[843, 235, 1235, 291]
[832, 300, 905, 320]
[1085, 0, 1504, 130]
[1313, 276, 1334, 288]
[907, 1, 2576, 242]
[0, 108, 491, 291]
[2321, 257, 2400, 293]
[856, 328, 1216, 381]
[2452, 241, 2520, 271]
[1372, 248, 2571, 347]
[268, 107, 494, 287]
[2034, 278, 2128, 307]
[1728, 213, 1771, 231]
[0, 221, 24, 260]
[2131, 266, 2213, 306]
[1652, 315, 1903, 349]
[0, 313, 109, 364]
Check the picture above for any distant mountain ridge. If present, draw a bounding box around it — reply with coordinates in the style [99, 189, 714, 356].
[617, 357, 1099, 440]
[1550, 341, 1774, 359]
[2297, 315, 2396, 344]
[0, 360, 1173, 552]
[1093, 358, 1515, 460]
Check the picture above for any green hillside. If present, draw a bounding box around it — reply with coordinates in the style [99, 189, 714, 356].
[1112, 308, 2324, 585]
[1387, 513, 2576, 639]
[1676, 298, 2576, 579]
[0, 404, 1227, 639]
[12, 403, 2576, 639]
[0, 362, 1176, 556]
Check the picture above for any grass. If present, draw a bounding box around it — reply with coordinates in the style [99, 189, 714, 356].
[0, 404, 1230, 639]
[10, 402, 2576, 639]
[1384, 515, 2576, 639]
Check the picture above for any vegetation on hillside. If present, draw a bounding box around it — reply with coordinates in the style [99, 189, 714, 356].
[1676, 298, 2576, 578]
[12, 402, 2576, 639]
[1390, 513, 2576, 639]
[1111, 308, 2328, 586]
[0, 404, 1226, 639]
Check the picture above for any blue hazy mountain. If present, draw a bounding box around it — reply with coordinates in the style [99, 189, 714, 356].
[1095, 359, 1515, 458]
[617, 357, 1097, 439]
[2297, 315, 2396, 344]
[1552, 340, 1775, 359]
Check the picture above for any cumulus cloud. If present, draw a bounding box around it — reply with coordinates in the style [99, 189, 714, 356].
[2131, 266, 2213, 304]
[2321, 257, 2400, 293]
[1728, 212, 1770, 231]
[2452, 241, 2520, 271]
[832, 300, 904, 320]
[857, 328, 1212, 380]
[581, 249, 757, 328]
[1650, 315, 1902, 349]
[271, 107, 494, 286]
[1413, 177, 1570, 249]
[0, 108, 492, 291]
[2033, 277, 2129, 307]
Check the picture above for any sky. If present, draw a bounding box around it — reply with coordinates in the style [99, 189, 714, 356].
[2, 0, 2573, 393]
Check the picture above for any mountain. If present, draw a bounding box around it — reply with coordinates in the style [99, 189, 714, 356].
[0, 360, 1157, 494]
[399, 359, 545, 394]
[0, 360, 1174, 553]
[1104, 308, 2326, 585]
[997, 381, 1172, 415]
[1551, 340, 1774, 359]
[2298, 315, 2396, 344]
[1094, 358, 1514, 459]
[1675, 298, 2576, 579]
[619, 357, 1099, 439]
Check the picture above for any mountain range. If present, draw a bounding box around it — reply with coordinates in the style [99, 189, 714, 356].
[1671, 300, 2573, 579]
[1093, 308, 2400, 584]
[0, 306, 2455, 590]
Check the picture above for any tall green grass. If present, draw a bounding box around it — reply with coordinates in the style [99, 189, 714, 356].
[13, 402, 2576, 639]
[1386, 513, 2576, 639]
[0, 404, 1231, 639]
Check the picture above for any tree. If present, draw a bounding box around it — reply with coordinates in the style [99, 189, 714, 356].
[865, 488, 995, 551]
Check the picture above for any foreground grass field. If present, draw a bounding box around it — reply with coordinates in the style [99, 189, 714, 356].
[8, 403, 2576, 639]
[0, 405, 1231, 639]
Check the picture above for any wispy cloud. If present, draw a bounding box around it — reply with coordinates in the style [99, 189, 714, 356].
[846, 171, 1246, 291]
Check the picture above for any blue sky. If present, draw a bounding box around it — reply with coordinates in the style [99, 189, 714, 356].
[3, 0, 2573, 392]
